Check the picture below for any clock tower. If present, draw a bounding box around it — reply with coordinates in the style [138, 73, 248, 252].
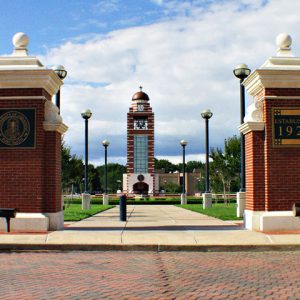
[123, 87, 158, 196]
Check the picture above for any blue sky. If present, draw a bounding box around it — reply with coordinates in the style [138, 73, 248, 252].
[1, 0, 300, 165]
[0, 0, 211, 54]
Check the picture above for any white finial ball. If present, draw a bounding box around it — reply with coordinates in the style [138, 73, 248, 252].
[12, 32, 29, 48]
[276, 33, 292, 49]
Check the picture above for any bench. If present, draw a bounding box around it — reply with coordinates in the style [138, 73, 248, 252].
[0, 208, 16, 232]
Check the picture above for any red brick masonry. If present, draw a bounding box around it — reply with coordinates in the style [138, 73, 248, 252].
[127, 104, 155, 174]
[1, 251, 300, 299]
[0, 88, 62, 213]
[245, 88, 300, 211]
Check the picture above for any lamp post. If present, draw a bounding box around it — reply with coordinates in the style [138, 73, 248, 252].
[81, 109, 92, 209]
[233, 64, 251, 192]
[233, 64, 251, 218]
[102, 139, 110, 205]
[201, 109, 213, 209]
[52, 65, 67, 114]
[117, 180, 122, 193]
[180, 139, 188, 205]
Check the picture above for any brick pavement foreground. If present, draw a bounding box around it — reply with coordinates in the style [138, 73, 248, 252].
[0, 251, 300, 299]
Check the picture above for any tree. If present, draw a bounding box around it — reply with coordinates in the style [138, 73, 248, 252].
[210, 135, 241, 203]
[155, 158, 178, 173]
[61, 141, 84, 193]
[88, 164, 101, 193]
[62, 141, 128, 194]
[69, 155, 84, 193]
[96, 163, 127, 193]
[164, 182, 181, 193]
[61, 141, 72, 190]
[186, 160, 204, 173]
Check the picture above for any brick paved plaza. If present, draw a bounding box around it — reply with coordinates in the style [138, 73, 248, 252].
[0, 250, 299, 299]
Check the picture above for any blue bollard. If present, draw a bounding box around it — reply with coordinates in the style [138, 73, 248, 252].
[119, 194, 127, 221]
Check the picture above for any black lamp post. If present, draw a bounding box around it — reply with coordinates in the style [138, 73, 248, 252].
[81, 109, 92, 193]
[233, 64, 251, 192]
[180, 139, 188, 204]
[52, 65, 67, 114]
[117, 180, 122, 191]
[201, 109, 213, 193]
[102, 139, 110, 195]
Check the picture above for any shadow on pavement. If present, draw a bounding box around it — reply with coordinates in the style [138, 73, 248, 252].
[64, 225, 244, 231]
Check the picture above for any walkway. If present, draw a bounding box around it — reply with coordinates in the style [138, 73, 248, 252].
[0, 205, 300, 251]
[1, 250, 300, 299]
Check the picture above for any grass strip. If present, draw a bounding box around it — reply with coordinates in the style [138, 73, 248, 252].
[64, 204, 114, 221]
[64, 197, 237, 205]
[177, 203, 242, 221]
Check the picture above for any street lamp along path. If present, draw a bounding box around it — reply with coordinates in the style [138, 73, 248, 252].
[180, 139, 188, 205]
[52, 65, 67, 114]
[201, 109, 213, 209]
[233, 63, 250, 192]
[81, 109, 92, 120]
[233, 63, 251, 218]
[81, 109, 92, 210]
[102, 139, 110, 205]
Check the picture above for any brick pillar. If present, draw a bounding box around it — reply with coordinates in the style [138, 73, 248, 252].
[245, 130, 265, 211]
[263, 91, 300, 211]
[43, 131, 63, 213]
[0, 33, 67, 231]
[240, 33, 300, 231]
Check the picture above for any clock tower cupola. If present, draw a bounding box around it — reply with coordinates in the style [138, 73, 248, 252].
[123, 87, 158, 196]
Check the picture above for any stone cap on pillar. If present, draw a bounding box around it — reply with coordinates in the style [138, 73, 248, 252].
[239, 122, 264, 135]
[244, 33, 300, 97]
[0, 32, 62, 96]
[260, 33, 299, 68]
[240, 33, 300, 135]
[43, 100, 68, 134]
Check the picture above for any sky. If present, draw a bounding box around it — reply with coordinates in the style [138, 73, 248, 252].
[1, 0, 300, 165]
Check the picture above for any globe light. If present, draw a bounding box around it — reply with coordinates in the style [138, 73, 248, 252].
[81, 109, 92, 119]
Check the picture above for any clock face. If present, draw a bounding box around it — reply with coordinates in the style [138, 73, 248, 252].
[137, 104, 144, 112]
[134, 118, 148, 130]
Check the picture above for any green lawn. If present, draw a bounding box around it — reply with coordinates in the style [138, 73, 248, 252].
[64, 204, 114, 221]
[64, 196, 237, 206]
[178, 203, 242, 221]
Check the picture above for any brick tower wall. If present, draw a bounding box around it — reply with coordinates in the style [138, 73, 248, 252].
[147, 113, 155, 174]
[127, 105, 155, 175]
[126, 99, 155, 194]
[127, 113, 134, 173]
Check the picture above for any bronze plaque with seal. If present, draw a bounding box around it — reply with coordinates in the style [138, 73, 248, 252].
[272, 108, 300, 147]
[0, 109, 35, 148]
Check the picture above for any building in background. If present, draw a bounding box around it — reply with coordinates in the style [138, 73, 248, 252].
[123, 88, 158, 196]
[157, 169, 202, 196]
[123, 88, 202, 197]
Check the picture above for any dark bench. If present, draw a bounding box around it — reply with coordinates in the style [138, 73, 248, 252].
[0, 208, 16, 232]
[293, 203, 300, 217]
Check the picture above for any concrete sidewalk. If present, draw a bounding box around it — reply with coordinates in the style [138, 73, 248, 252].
[0, 205, 300, 251]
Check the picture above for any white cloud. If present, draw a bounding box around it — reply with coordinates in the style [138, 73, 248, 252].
[93, 0, 120, 14]
[90, 153, 206, 166]
[43, 0, 300, 163]
[90, 156, 127, 166]
[157, 154, 207, 164]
